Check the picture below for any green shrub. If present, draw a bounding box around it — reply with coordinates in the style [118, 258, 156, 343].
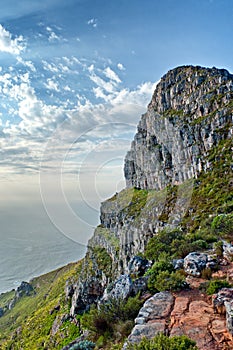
[206, 279, 231, 295]
[201, 267, 212, 280]
[152, 270, 187, 292]
[211, 214, 233, 240]
[126, 333, 198, 349]
[146, 253, 174, 276]
[144, 227, 213, 261]
[213, 241, 223, 258]
[82, 294, 142, 338]
[145, 229, 184, 260]
[146, 253, 186, 292]
[92, 247, 112, 277]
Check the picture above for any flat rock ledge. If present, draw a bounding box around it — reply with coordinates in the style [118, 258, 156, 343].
[124, 290, 233, 350]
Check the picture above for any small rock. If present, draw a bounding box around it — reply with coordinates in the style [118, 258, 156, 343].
[213, 288, 233, 334]
[172, 259, 184, 270]
[132, 276, 148, 295]
[184, 252, 208, 276]
[223, 241, 233, 261]
[15, 281, 34, 299]
[128, 256, 150, 277]
[50, 304, 60, 315]
[65, 281, 74, 299]
[103, 275, 133, 301]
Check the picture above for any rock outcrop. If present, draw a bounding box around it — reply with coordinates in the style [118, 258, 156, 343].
[183, 252, 218, 277]
[125, 289, 233, 350]
[124, 292, 174, 348]
[7, 281, 34, 311]
[213, 288, 233, 335]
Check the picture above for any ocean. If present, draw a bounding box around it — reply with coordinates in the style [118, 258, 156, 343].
[0, 201, 99, 294]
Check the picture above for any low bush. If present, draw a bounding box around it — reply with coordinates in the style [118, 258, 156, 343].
[82, 294, 143, 339]
[126, 333, 198, 349]
[206, 279, 231, 295]
[211, 213, 233, 241]
[146, 253, 186, 292]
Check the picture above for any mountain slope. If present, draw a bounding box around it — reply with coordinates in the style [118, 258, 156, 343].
[0, 65, 232, 349]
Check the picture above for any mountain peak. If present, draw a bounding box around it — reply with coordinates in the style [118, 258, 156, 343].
[124, 65, 233, 190]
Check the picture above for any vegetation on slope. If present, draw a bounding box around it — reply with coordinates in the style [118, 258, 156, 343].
[126, 333, 198, 350]
[0, 261, 82, 349]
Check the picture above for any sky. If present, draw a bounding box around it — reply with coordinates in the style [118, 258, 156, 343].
[0, 0, 233, 245]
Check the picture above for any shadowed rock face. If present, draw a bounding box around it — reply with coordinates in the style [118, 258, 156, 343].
[124, 65, 233, 190]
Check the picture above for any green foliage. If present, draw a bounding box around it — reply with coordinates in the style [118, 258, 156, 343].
[124, 188, 149, 217]
[213, 241, 223, 258]
[82, 295, 142, 341]
[144, 228, 210, 261]
[145, 229, 184, 260]
[146, 253, 174, 274]
[146, 253, 186, 292]
[201, 268, 212, 280]
[92, 246, 112, 277]
[206, 279, 231, 295]
[126, 333, 198, 349]
[0, 290, 15, 310]
[0, 262, 83, 349]
[106, 188, 149, 219]
[149, 270, 186, 292]
[178, 140, 232, 236]
[95, 225, 120, 253]
[211, 213, 233, 240]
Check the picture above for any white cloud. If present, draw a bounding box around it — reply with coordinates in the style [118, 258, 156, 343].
[48, 31, 60, 42]
[90, 73, 116, 93]
[93, 87, 110, 102]
[45, 78, 60, 92]
[17, 57, 36, 72]
[104, 67, 121, 83]
[117, 63, 125, 71]
[42, 60, 59, 73]
[87, 18, 98, 28]
[0, 50, 158, 183]
[111, 81, 158, 106]
[64, 85, 71, 92]
[0, 24, 25, 55]
[46, 26, 62, 42]
[88, 64, 94, 73]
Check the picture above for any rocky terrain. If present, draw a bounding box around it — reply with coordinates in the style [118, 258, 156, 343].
[0, 65, 232, 349]
[70, 65, 232, 314]
[126, 274, 233, 350]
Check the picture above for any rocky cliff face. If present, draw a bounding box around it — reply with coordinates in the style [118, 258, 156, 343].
[124, 66, 232, 190]
[70, 65, 233, 326]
